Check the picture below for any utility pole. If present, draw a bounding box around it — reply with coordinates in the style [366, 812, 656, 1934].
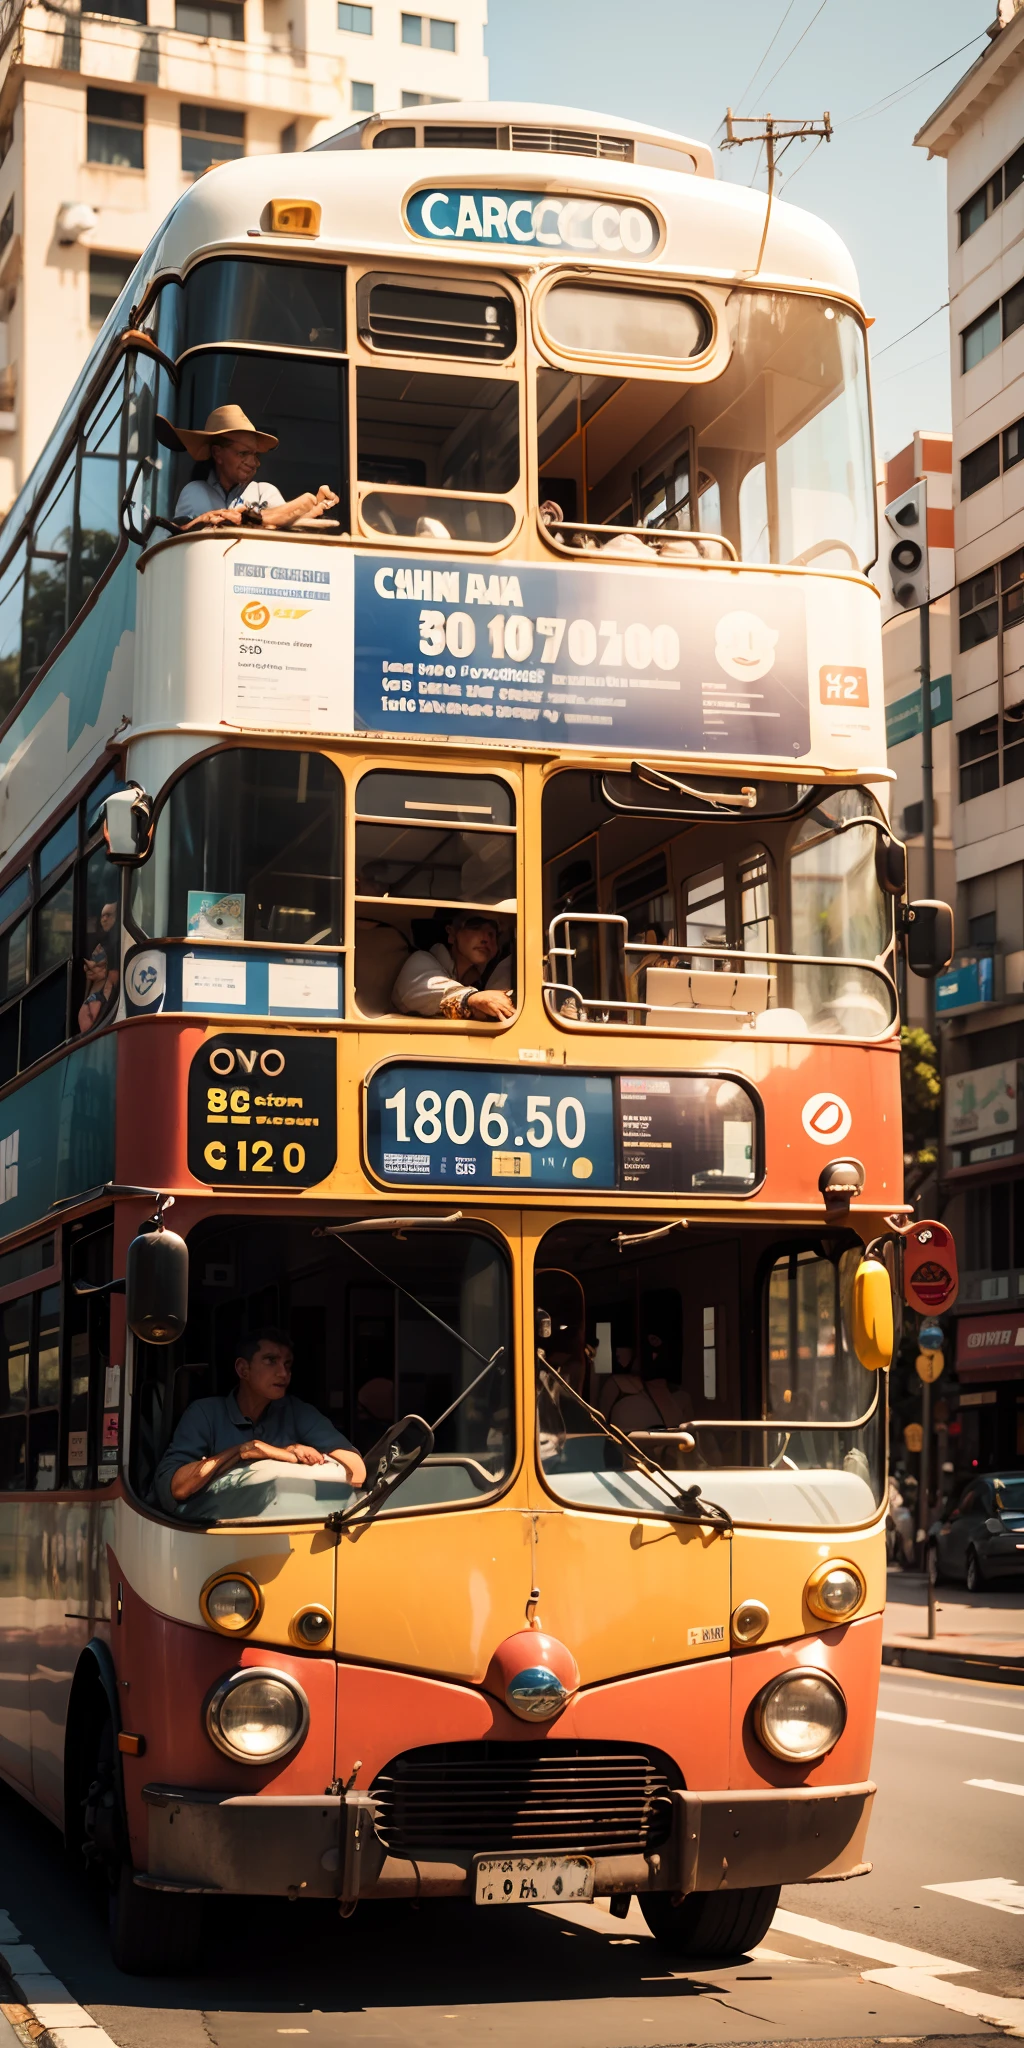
[919, 599, 937, 1043]
[721, 111, 833, 273]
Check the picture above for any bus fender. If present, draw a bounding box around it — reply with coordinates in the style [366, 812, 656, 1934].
[63, 1638, 126, 1856]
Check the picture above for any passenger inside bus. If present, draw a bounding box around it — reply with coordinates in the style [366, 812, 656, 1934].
[391, 909, 514, 1020]
[169, 406, 340, 530]
[153, 1327, 365, 1513]
[77, 898, 119, 1035]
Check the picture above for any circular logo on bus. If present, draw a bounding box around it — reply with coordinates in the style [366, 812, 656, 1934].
[125, 949, 166, 1009]
[801, 1092, 853, 1145]
[240, 601, 270, 630]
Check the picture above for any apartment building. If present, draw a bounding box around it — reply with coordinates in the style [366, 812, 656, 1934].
[916, 3, 1024, 1469]
[0, 0, 487, 504]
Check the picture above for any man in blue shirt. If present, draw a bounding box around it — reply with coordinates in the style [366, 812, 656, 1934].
[170, 406, 339, 531]
[154, 1327, 365, 1513]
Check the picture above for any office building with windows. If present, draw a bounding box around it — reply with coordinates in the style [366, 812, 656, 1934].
[916, 2, 1024, 1465]
[0, 0, 487, 505]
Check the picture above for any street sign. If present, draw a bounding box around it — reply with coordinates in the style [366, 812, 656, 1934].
[904, 1422, 924, 1452]
[919, 1322, 945, 1351]
[916, 1349, 943, 1383]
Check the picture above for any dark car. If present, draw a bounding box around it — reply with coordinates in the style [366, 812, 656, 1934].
[928, 1472, 1024, 1590]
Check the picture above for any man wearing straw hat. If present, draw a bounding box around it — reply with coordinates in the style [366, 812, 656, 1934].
[172, 404, 339, 530]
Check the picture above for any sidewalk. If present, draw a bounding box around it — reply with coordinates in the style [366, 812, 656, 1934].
[883, 1567, 1024, 1683]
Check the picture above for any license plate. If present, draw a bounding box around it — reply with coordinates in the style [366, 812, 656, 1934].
[475, 1855, 594, 1906]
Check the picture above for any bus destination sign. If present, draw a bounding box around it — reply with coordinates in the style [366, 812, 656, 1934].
[365, 1066, 760, 1194]
[188, 1034, 338, 1189]
[354, 555, 812, 759]
[405, 188, 660, 257]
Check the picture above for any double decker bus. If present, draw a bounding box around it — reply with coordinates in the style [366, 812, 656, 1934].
[0, 100, 953, 1974]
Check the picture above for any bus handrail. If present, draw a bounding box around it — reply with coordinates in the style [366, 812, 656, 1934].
[546, 912, 897, 982]
[538, 514, 739, 562]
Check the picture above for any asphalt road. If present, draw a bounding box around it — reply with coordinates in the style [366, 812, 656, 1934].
[1, 1664, 1022, 2048]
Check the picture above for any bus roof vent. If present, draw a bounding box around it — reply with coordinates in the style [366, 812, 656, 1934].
[423, 124, 500, 149]
[510, 125, 633, 160]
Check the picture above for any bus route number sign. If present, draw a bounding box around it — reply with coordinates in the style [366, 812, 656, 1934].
[187, 1034, 338, 1189]
[365, 1067, 617, 1189]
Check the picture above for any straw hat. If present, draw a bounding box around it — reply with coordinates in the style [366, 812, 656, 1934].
[164, 404, 279, 459]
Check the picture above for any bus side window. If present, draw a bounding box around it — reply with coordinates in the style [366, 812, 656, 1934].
[354, 769, 517, 1019]
[65, 1217, 114, 1491]
[0, 1279, 61, 1492]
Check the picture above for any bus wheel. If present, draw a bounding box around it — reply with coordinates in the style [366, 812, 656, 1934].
[83, 1714, 202, 1976]
[639, 1884, 780, 1958]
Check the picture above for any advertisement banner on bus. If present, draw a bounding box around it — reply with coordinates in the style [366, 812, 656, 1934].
[0, 1035, 115, 1237]
[353, 554, 813, 758]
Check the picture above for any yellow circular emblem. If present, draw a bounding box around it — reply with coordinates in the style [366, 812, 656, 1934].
[241, 602, 270, 630]
[571, 1156, 593, 1179]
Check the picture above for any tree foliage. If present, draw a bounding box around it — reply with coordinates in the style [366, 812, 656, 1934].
[901, 1025, 941, 1189]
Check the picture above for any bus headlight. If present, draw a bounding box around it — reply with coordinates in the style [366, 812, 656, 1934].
[754, 1670, 846, 1762]
[804, 1561, 866, 1623]
[200, 1572, 262, 1633]
[205, 1669, 309, 1763]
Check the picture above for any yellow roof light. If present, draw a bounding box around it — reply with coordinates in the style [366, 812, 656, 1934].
[267, 198, 322, 237]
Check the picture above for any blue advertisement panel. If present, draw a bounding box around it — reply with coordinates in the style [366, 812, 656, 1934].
[123, 944, 343, 1021]
[366, 1066, 617, 1190]
[0, 1034, 116, 1238]
[353, 555, 810, 758]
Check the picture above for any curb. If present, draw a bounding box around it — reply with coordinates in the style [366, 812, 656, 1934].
[883, 1642, 1024, 1685]
[0, 1913, 116, 2048]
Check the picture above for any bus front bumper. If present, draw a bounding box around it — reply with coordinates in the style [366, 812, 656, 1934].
[138, 1779, 875, 1903]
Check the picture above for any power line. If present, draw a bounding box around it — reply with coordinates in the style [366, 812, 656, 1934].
[846, 32, 987, 124]
[734, 0, 798, 112]
[874, 347, 948, 387]
[759, 0, 831, 101]
[872, 301, 949, 359]
[780, 130, 825, 191]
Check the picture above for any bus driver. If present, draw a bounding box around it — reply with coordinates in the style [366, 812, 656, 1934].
[154, 1327, 366, 1511]
[170, 405, 340, 531]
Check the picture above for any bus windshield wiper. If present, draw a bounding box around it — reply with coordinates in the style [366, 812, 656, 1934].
[631, 761, 757, 812]
[319, 1221, 507, 1529]
[538, 1357, 732, 1532]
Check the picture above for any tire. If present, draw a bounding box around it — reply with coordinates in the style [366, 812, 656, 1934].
[965, 1546, 987, 1594]
[639, 1884, 780, 1959]
[82, 1710, 202, 1976]
[108, 1865, 202, 1977]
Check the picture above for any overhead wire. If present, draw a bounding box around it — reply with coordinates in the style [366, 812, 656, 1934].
[846, 32, 989, 124]
[734, 0, 798, 112]
[872, 302, 950, 359]
[758, 0, 831, 101]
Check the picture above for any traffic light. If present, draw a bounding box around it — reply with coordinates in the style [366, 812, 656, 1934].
[884, 481, 929, 611]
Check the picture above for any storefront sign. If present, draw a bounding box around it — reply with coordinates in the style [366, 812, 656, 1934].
[944, 1060, 1018, 1145]
[354, 556, 813, 759]
[936, 957, 996, 1015]
[187, 1034, 337, 1188]
[902, 1219, 958, 1314]
[955, 1313, 1024, 1382]
[364, 1064, 761, 1194]
[405, 188, 660, 256]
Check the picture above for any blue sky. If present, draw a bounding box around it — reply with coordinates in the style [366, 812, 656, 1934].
[485, 0, 995, 459]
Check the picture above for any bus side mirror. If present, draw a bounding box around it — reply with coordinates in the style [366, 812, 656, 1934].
[126, 1218, 188, 1344]
[98, 785, 153, 865]
[905, 900, 954, 978]
[875, 831, 907, 897]
[851, 1255, 893, 1372]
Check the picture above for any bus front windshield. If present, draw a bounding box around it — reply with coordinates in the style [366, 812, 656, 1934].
[537, 290, 875, 574]
[133, 1220, 512, 1524]
[534, 1221, 884, 1531]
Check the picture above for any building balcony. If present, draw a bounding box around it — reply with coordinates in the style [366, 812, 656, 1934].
[7, 5, 347, 120]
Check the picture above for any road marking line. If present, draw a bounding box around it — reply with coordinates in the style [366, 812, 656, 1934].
[882, 1681, 1024, 1713]
[772, 1909, 970, 1974]
[967, 1777, 1024, 1797]
[878, 1709, 1024, 1744]
[925, 1877, 1024, 1916]
[861, 1968, 1024, 2037]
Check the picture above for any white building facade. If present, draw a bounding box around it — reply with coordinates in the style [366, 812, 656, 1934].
[0, 0, 488, 506]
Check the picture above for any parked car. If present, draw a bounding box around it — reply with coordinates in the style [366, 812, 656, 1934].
[928, 1472, 1024, 1590]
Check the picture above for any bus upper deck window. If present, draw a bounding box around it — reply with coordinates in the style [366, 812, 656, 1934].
[358, 276, 516, 362]
[354, 771, 516, 1018]
[131, 748, 343, 948]
[356, 367, 519, 542]
[541, 285, 711, 363]
[178, 259, 346, 354]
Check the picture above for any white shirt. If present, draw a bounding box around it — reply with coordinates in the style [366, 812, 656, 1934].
[174, 475, 286, 522]
[391, 941, 512, 1018]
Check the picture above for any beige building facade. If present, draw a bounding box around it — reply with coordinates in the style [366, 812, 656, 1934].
[0, 0, 488, 506]
[915, 6, 1024, 1465]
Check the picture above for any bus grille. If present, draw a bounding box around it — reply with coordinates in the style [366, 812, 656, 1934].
[510, 126, 634, 160]
[371, 1741, 675, 1858]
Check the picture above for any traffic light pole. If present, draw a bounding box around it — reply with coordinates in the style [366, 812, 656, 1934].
[919, 599, 937, 1043]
